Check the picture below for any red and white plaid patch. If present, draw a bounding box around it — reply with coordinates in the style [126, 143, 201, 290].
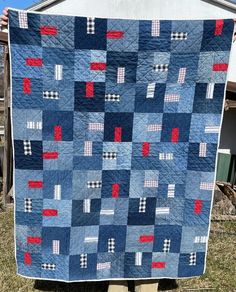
[164, 94, 180, 102]
[52, 240, 60, 254]
[151, 20, 160, 37]
[144, 180, 158, 187]
[147, 124, 162, 132]
[199, 143, 207, 157]
[88, 123, 104, 131]
[117, 67, 125, 83]
[18, 11, 28, 29]
[200, 182, 214, 190]
[84, 141, 93, 156]
[177, 68, 186, 83]
[97, 262, 111, 270]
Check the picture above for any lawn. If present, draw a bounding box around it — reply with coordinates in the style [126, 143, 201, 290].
[0, 208, 235, 292]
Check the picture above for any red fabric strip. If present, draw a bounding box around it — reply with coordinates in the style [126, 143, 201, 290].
[42, 209, 58, 216]
[171, 128, 179, 143]
[27, 237, 42, 244]
[139, 235, 154, 243]
[86, 82, 94, 98]
[152, 262, 166, 269]
[54, 126, 62, 141]
[90, 62, 106, 70]
[142, 142, 150, 156]
[114, 127, 122, 142]
[23, 78, 31, 94]
[24, 252, 32, 265]
[215, 19, 224, 36]
[106, 31, 124, 39]
[40, 26, 58, 35]
[28, 181, 43, 188]
[112, 183, 120, 198]
[26, 58, 43, 66]
[212, 63, 228, 71]
[194, 199, 203, 214]
[42, 152, 59, 159]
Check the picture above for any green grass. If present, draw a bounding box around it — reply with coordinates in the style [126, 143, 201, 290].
[0, 209, 235, 292]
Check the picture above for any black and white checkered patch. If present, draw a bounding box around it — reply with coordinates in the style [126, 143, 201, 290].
[41, 263, 56, 270]
[24, 198, 32, 213]
[108, 238, 115, 253]
[189, 252, 197, 265]
[105, 94, 120, 101]
[171, 32, 188, 40]
[87, 181, 102, 188]
[87, 17, 95, 34]
[139, 198, 146, 213]
[23, 140, 32, 155]
[103, 152, 117, 159]
[43, 91, 59, 100]
[153, 64, 169, 72]
[163, 239, 171, 253]
[80, 253, 87, 268]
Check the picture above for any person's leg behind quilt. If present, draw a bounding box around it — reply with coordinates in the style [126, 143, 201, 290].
[108, 280, 159, 292]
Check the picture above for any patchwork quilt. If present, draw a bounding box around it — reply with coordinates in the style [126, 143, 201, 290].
[8, 9, 234, 281]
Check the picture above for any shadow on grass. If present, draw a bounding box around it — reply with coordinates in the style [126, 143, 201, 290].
[34, 279, 178, 291]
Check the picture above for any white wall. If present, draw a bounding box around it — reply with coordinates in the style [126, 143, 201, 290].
[43, 0, 236, 19]
[41, 0, 236, 81]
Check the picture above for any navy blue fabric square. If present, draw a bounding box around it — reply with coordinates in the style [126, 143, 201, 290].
[201, 19, 234, 51]
[104, 113, 134, 142]
[101, 170, 130, 198]
[193, 83, 225, 113]
[43, 111, 73, 141]
[75, 17, 107, 50]
[161, 114, 191, 142]
[106, 52, 138, 83]
[135, 83, 165, 113]
[128, 198, 156, 225]
[153, 225, 182, 253]
[98, 225, 127, 252]
[139, 20, 171, 51]
[14, 140, 43, 169]
[74, 82, 105, 112]
[42, 227, 70, 255]
[178, 252, 205, 277]
[187, 143, 217, 171]
[124, 252, 152, 277]
[72, 199, 101, 226]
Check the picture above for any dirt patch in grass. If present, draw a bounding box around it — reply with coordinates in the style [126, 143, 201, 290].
[0, 209, 235, 292]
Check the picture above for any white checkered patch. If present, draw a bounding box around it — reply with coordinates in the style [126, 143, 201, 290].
[163, 239, 171, 253]
[41, 263, 56, 270]
[23, 140, 32, 155]
[87, 17, 95, 34]
[87, 181, 102, 188]
[80, 254, 87, 268]
[189, 252, 197, 266]
[108, 238, 115, 253]
[105, 94, 120, 101]
[103, 152, 117, 159]
[24, 198, 32, 213]
[153, 64, 169, 72]
[139, 198, 146, 213]
[171, 32, 188, 40]
[43, 91, 59, 100]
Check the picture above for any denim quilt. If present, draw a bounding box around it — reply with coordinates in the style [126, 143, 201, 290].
[8, 9, 234, 281]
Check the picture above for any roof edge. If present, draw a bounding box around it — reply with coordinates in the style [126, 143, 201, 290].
[208, 0, 236, 11]
[26, 0, 61, 11]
